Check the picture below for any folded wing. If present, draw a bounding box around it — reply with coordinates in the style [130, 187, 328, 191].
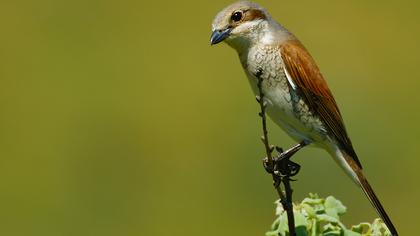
[280, 40, 361, 168]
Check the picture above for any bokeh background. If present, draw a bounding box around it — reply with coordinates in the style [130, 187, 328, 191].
[0, 0, 419, 235]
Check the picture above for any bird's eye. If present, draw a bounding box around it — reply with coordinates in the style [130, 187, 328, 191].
[231, 11, 243, 22]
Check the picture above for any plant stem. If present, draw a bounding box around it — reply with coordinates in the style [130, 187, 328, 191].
[256, 76, 296, 236]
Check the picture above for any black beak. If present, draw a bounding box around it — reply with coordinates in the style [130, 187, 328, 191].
[210, 28, 232, 45]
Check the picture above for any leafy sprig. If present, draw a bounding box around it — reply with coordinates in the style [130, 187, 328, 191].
[266, 194, 391, 236]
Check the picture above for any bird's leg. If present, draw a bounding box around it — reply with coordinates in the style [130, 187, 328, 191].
[277, 141, 308, 177]
[275, 140, 308, 162]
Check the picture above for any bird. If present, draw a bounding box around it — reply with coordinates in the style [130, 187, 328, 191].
[210, 1, 398, 235]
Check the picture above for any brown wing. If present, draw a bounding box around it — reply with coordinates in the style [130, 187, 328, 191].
[280, 40, 362, 168]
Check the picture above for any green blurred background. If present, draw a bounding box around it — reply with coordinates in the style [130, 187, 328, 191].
[0, 0, 419, 235]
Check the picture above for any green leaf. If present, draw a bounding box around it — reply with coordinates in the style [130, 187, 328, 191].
[351, 222, 370, 234]
[343, 229, 361, 236]
[303, 204, 317, 218]
[295, 211, 309, 227]
[317, 214, 339, 223]
[324, 196, 346, 219]
[266, 194, 390, 236]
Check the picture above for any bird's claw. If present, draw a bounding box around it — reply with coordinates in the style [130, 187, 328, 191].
[275, 146, 283, 153]
[262, 157, 273, 174]
[262, 148, 301, 178]
[286, 160, 300, 177]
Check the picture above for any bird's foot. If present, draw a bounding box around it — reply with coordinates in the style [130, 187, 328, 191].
[262, 156, 274, 174]
[262, 146, 301, 178]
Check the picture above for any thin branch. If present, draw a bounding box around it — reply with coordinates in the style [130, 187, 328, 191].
[256, 76, 296, 236]
[282, 174, 296, 236]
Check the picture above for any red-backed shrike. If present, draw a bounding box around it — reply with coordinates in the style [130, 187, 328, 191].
[210, 1, 397, 235]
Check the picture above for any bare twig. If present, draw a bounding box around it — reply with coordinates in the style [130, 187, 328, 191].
[256, 76, 297, 236]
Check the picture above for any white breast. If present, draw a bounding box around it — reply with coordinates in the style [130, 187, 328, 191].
[240, 45, 325, 144]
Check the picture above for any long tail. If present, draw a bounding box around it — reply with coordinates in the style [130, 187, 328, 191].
[336, 150, 398, 236]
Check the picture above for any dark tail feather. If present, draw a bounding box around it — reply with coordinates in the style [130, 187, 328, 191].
[355, 169, 398, 236]
[339, 151, 398, 235]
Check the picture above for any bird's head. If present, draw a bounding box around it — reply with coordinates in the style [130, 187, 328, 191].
[210, 1, 270, 50]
